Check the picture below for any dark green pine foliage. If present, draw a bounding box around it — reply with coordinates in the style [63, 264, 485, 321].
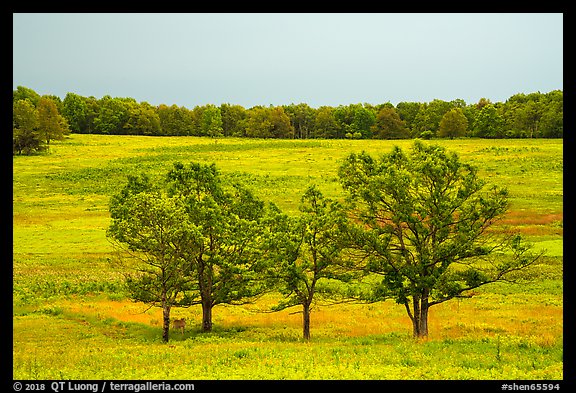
[165, 162, 270, 332]
[108, 173, 196, 343]
[108, 162, 270, 341]
[263, 186, 356, 340]
[338, 140, 541, 338]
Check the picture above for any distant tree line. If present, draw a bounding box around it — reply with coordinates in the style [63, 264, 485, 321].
[13, 86, 71, 155]
[13, 86, 563, 154]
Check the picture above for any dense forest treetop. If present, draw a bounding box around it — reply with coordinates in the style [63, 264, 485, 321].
[13, 86, 562, 155]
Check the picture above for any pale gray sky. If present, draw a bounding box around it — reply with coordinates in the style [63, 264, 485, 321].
[12, 13, 563, 108]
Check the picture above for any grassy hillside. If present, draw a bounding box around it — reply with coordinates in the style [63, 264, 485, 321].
[13, 135, 563, 380]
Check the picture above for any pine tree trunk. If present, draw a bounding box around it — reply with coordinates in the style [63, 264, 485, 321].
[162, 303, 171, 343]
[201, 299, 213, 332]
[302, 302, 311, 341]
[198, 257, 213, 332]
[407, 295, 430, 338]
[419, 301, 429, 338]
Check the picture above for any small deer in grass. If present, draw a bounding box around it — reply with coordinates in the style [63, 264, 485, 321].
[172, 318, 186, 335]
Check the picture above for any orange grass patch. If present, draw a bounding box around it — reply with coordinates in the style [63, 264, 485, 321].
[500, 211, 562, 226]
[492, 211, 563, 236]
[57, 292, 562, 343]
[66, 298, 163, 326]
[430, 297, 562, 342]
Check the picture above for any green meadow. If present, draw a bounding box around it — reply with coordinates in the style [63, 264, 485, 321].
[13, 135, 563, 380]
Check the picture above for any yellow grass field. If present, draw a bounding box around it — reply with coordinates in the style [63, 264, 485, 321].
[13, 135, 563, 380]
